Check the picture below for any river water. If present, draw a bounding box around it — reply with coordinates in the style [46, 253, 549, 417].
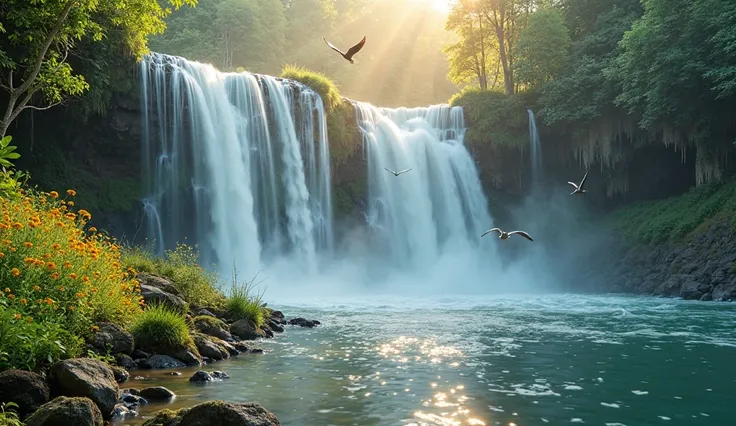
[115, 294, 735, 426]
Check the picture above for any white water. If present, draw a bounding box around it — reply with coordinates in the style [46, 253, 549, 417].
[527, 108, 543, 187]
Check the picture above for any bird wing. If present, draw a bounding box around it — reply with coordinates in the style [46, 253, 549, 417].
[567, 181, 579, 189]
[384, 167, 397, 175]
[323, 37, 346, 56]
[481, 228, 501, 237]
[396, 168, 412, 175]
[579, 169, 589, 188]
[344, 36, 367, 59]
[509, 231, 534, 241]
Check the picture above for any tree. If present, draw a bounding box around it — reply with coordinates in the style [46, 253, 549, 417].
[514, 8, 571, 90]
[445, 0, 496, 90]
[0, 0, 196, 139]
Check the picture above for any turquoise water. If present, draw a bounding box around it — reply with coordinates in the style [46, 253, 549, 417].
[116, 295, 735, 425]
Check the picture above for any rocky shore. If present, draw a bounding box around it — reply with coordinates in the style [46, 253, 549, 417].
[582, 220, 736, 301]
[0, 269, 322, 425]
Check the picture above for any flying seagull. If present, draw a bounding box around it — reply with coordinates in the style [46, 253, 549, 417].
[384, 168, 412, 176]
[323, 36, 367, 64]
[481, 228, 534, 242]
[568, 169, 589, 195]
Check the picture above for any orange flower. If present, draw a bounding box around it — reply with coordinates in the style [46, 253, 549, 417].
[12, 222, 22, 229]
[75, 292, 85, 299]
[32, 285, 40, 292]
[63, 261, 72, 269]
[68, 273, 78, 279]
[83, 275, 89, 282]
[8, 294, 15, 300]
[67, 201, 75, 207]
[12, 313, 21, 320]
[49, 191, 59, 199]
[66, 189, 76, 197]
[52, 273, 60, 280]
[20, 298, 27, 305]
[92, 325, 100, 332]
[47, 262, 57, 270]
[56, 222, 65, 228]
[68, 306, 75, 311]
[23, 242, 33, 248]
[3, 288, 9, 293]
[65, 213, 76, 220]
[45, 298, 54, 305]
[89, 227, 97, 232]
[52, 244, 61, 250]
[79, 209, 91, 220]
[0, 252, 5, 258]
[10, 268, 20, 277]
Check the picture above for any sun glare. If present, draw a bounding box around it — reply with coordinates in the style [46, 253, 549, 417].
[411, 0, 452, 14]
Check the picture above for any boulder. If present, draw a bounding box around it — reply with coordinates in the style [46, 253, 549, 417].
[139, 387, 176, 401]
[189, 371, 214, 383]
[164, 345, 203, 366]
[194, 316, 234, 341]
[288, 318, 317, 328]
[140, 284, 187, 313]
[700, 292, 713, 301]
[194, 308, 217, 318]
[218, 340, 240, 357]
[138, 273, 183, 297]
[233, 342, 249, 352]
[261, 324, 274, 338]
[713, 278, 736, 301]
[231, 320, 266, 340]
[88, 323, 135, 355]
[211, 371, 230, 380]
[266, 319, 284, 333]
[270, 310, 285, 323]
[25, 397, 103, 426]
[680, 281, 711, 300]
[115, 354, 137, 370]
[112, 403, 137, 419]
[111, 366, 130, 384]
[193, 333, 230, 361]
[143, 355, 186, 369]
[141, 401, 280, 426]
[49, 358, 119, 419]
[0, 369, 50, 419]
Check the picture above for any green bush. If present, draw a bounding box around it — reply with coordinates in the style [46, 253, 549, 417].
[225, 269, 266, 328]
[0, 299, 83, 371]
[129, 304, 192, 352]
[0, 402, 23, 426]
[608, 178, 736, 244]
[449, 88, 528, 148]
[122, 244, 225, 309]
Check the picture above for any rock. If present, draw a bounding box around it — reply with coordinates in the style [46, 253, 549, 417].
[140, 284, 187, 313]
[231, 319, 266, 340]
[288, 318, 317, 328]
[713, 278, 736, 301]
[211, 371, 230, 380]
[233, 342, 249, 352]
[194, 316, 234, 341]
[139, 387, 176, 401]
[121, 389, 140, 396]
[112, 403, 137, 419]
[141, 401, 280, 426]
[135, 358, 150, 369]
[189, 371, 214, 383]
[680, 281, 711, 300]
[193, 333, 230, 361]
[194, 308, 217, 318]
[270, 310, 285, 322]
[88, 323, 135, 355]
[143, 355, 186, 369]
[219, 340, 240, 357]
[266, 320, 284, 333]
[137, 273, 182, 297]
[115, 354, 137, 370]
[165, 346, 203, 366]
[0, 369, 50, 419]
[132, 350, 151, 359]
[261, 324, 274, 338]
[700, 293, 713, 301]
[25, 397, 103, 426]
[111, 366, 130, 384]
[250, 349, 264, 354]
[49, 358, 119, 419]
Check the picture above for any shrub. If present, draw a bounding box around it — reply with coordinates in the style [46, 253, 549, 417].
[130, 303, 192, 351]
[225, 269, 266, 328]
[281, 64, 342, 111]
[449, 88, 528, 148]
[0, 187, 141, 370]
[0, 402, 23, 426]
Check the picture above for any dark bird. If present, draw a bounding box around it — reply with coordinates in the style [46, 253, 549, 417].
[384, 167, 412, 176]
[481, 228, 534, 242]
[568, 169, 589, 195]
[323, 36, 367, 64]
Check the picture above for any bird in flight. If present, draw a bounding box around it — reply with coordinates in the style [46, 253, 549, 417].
[568, 169, 589, 195]
[323, 36, 367, 64]
[481, 228, 534, 242]
[384, 168, 412, 176]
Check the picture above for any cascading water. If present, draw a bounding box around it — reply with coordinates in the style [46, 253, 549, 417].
[527, 108, 543, 187]
[354, 103, 494, 272]
[139, 53, 331, 275]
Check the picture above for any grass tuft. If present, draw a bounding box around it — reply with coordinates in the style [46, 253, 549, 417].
[225, 268, 267, 328]
[281, 64, 342, 111]
[129, 303, 192, 352]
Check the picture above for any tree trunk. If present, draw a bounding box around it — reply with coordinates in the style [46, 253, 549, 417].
[478, 13, 488, 90]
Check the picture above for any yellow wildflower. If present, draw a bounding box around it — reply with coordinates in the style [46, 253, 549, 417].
[49, 191, 59, 199]
[10, 268, 20, 277]
[66, 189, 76, 197]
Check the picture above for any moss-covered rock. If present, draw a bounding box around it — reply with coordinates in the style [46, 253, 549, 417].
[0, 369, 50, 419]
[25, 396, 103, 426]
[142, 400, 280, 426]
[48, 358, 119, 419]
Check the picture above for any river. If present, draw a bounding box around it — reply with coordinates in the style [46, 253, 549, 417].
[114, 294, 735, 426]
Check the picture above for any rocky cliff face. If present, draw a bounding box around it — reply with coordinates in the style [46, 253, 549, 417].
[582, 220, 736, 301]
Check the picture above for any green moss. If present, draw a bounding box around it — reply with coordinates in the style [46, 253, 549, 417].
[141, 408, 181, 426]
[193, 315, 227, 330]
[280, 65, 360, 164]
[449, 88, 528, 149]
[333, 179, 365, 218]
[607, 178, 736, 245]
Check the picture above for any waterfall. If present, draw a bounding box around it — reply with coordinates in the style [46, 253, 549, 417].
[139, 53, 331, 275]
[354, 103, 494, 271]
[527, 108, 543, 187]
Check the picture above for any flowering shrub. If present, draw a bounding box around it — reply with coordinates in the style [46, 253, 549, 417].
[0, 188, 143, 370]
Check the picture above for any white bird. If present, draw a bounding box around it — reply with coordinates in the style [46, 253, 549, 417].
[384, 167, 412, 176]
[481, 227, 534, 242]
[568, 169, 589, 195]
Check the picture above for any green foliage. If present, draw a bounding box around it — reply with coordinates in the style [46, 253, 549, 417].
[608, 179, 736, 245]
[449, 88, 527, 148]
[0, 299, 83, 371]
[122, 244, 225, 309]
[85, 348, 116, 365]
[514, 8, 571, 90]
[0, 135, 27, 200]
[281, 65, 342, 111]
[193, 315, 227, 331]
[0, 136, 21, 169]
[0, 0, 197, 137]
[226, 268, 266, 327]
[0, 402, 23, 426]
[130, 303, 192, 352]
